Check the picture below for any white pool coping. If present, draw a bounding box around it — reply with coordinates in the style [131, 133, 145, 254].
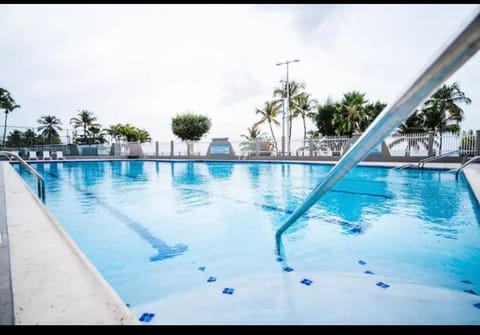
[2, 159, 480, 324]
[1, 162, 138, 325]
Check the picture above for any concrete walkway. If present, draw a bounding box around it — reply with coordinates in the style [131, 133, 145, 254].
[2, 162, 138, 325]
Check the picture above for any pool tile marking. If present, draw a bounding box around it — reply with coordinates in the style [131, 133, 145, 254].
[376, 282, 390, 289]
[223, 288, 235, 295]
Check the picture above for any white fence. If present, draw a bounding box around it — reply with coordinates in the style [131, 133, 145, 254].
[2, 131, 477, 159]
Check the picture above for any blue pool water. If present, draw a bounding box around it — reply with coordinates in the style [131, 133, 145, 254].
[13, 160, 480, 315]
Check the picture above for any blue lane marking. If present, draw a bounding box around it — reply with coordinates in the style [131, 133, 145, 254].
[44, 171, 187, 262]
[462, 280, 473, 284]
[464, 289, 477, 295]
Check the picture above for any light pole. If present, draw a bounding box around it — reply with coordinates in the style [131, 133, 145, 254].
[276, 59, 299, 156]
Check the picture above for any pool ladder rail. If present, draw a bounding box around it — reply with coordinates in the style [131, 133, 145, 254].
[275, 8, 480, 255]
[455, 155, 480, 179]
[0, 150, 46, 203]
[394, 149, 466, 170]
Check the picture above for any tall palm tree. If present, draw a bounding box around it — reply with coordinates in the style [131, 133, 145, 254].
[37, 115, 63, 144]
[420, 82, 471, 154]
[255, 101, 280, 154]
[70, 109, 99, 143]
[292, 93, 317, 147]
[332, 91, 369, 136]
[421, 82, 471, 133]
[388, 110, 431, 156]
[0, 88, 21, 147]
[273, 80, 305, 151]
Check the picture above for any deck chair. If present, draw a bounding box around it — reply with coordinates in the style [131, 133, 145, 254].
[55, 151, 65, 160]
[42, 151, 51, 160]
[28, 151, 38, 160]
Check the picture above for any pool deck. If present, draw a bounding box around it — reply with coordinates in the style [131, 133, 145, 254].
[0, 162, 138, 325]
[1, 159, 480, 324]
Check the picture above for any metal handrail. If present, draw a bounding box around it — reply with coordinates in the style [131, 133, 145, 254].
[393, 163, 413, 170]
[417, 149, 461, 169]
[275, 9, 480, 255]
[455, 155, 480, 179]
[0, 151, 45, 202]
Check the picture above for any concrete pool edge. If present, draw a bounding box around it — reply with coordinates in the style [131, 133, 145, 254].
[0, 164, 14, 324]
[0, 162, 138, 325]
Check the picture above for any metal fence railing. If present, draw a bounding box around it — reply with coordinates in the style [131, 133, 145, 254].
[1, 131, 477, 160]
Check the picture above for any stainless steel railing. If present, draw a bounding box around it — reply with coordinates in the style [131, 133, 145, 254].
[0, 151, 46, 202]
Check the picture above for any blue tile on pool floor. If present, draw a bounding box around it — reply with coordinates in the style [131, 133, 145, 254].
[139, 313, 155, 322]
[198, 266, 206, 272]
[284, 266, 294, 272]
[276, 257, 283, 262]
[358, 260, 366, 265]
[376, 282, 390, 289]
[300, 279, 313, 286]
[223, 288, 235, 295]
[207, 276, 216, 283]
[474, 303, 480, 309]
[364, 270, 375, 275]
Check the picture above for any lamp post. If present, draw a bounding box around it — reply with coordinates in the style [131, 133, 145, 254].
[276, 59, 299, 156]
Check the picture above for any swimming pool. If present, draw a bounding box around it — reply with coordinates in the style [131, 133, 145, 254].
[13, 160, 480, 324]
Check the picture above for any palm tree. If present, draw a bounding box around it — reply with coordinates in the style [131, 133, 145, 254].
[6, 130, 23, 148]
[312, 98, 338, 136]
[332, 91, 369, 136]
[388, 110, 431, 156]
[37, 115, 63, 144]
[362, 101, 387, 131]
[105, 124, 123, 142]
[273, 80, 305, 151]
[255, 101, 281, 154]
[70, 109, 99, 144]
[292, 93, 317, 149]
[0, 88, 21, 147]
[23, 129, 38, 146]
[240, 124, 267, 152]
[420, 82, 471, 155]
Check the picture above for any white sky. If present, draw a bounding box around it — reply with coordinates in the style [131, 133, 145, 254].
[0, 4, 479, 142]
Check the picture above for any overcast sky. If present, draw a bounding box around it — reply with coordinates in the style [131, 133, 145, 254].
[0, 4, 479, 142]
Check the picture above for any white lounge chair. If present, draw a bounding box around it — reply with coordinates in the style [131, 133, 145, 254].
[55, 151, 65, 160]
[43, 151, 51, 160]
[28, 151, 38, 160]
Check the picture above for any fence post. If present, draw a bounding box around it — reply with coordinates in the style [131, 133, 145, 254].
[255, 140, 259, 156]
[186, 140, 191, 156]
[476, 130, 480, 156]
[427, 131, 434, 156]
[170, 140, 174, 157]
[309, 138, 314, 157]
[155, 141, 159, 156]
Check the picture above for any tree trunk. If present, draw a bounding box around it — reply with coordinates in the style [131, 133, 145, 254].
[2, 112, 8, 147]
[302, 114, 307, 153]
[268, 120, 278, 155]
